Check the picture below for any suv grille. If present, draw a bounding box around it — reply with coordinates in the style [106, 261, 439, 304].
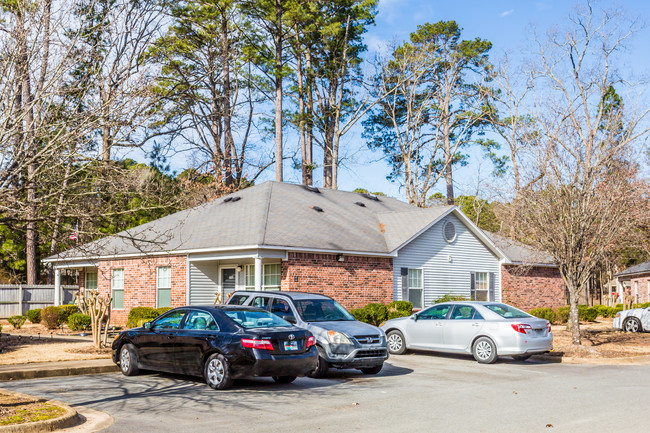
[354, 335, 381, 345]
[355, 349, 387, 359]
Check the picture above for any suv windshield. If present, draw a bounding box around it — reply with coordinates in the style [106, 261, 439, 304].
[294, 299, 355, 322]
[484, 304, 531, 319]
[223, 309, 292, 329]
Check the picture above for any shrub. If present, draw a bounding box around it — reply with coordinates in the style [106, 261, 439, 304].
[26, 308, 41, 324]
[155, 307, 172, 316]
[578, 305, 598, 322]
[387, 301, 412, 320]
[555, 306, 570, 324]
[0, 323, 2, 334]
[594, 305, 616, 318]
[127, 307, 160, 328]
[615, 304, 624, 312]
[67, 313, 91, 331]
[434, 294, 470, 304]
[7, 315, 26, 329]
[632, 302, 650, 309]
[59, 305, 80, 324]
[41, 306, 61, 329]
[529, 308, 556, 323]
[361, 303, 388, 326]
[350, 308, 368, 323]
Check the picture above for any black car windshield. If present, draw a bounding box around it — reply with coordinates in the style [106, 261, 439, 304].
[484, 304, 531, 319]
[294, 299, 355, 322]
[223, 309, 292, 329]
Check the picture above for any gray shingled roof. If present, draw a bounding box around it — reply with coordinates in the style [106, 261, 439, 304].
[46, 181, 461, 261]
[483, 232, 556, 266]
[615, 261, 650, 278]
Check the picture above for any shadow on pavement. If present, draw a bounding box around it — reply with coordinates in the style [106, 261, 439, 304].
[404, 349, 559, 365]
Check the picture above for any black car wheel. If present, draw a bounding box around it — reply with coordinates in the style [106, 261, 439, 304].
[272, 376, 297, 384]
[204, 353, 233, 390]
[360, 364, 383, 375]
[386, 330, 407, 355]
[119, 343, 139, 376]
[512, 354, 532, 361]
[308, 348, 329, 378]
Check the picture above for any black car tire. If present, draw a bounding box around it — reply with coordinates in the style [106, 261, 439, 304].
[360, 364, 383, 375]
[204, 353, 233, 390]
[272, 376, 297, 384]
[308, 348, 329, 378]
[624, 317, 642, 333]
[512, 354, 532, 361]
[386, 330, 407, 355]
[472, 337, 498, 364]
[119, 343, 139, 376]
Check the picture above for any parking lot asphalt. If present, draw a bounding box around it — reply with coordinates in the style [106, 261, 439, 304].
[2, 352, 648, 433]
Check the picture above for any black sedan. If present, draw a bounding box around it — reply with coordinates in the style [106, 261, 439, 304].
[112, 305, 317, 389]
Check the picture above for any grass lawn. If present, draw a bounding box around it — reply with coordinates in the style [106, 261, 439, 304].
[0, 393, 65, 426]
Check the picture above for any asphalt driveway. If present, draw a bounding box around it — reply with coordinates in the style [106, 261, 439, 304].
[3, 353, 648, 433]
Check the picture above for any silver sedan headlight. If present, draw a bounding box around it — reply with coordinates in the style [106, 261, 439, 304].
[327, 330, 352, 345]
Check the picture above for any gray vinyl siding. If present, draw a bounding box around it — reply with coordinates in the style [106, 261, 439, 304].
[393, 213, 501, 307]
[189, 262, 220, 305]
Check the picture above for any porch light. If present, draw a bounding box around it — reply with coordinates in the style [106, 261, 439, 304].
[337, 254, 345, 262]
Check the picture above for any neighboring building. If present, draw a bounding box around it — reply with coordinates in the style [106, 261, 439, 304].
[45, 182, 560, 325]
[615, 261, 650, 304]
[484, 233, 566, 311]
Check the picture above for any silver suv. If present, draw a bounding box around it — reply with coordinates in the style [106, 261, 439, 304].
[226, 291, 388, 377]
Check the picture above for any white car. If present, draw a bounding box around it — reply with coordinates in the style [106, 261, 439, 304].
[380, 301, 553, 364]
[613, 306, 650, 332]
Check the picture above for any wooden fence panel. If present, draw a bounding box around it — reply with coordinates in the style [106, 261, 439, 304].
[0, 285, 79, 318]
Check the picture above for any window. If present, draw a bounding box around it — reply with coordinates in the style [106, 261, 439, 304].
[443, 221, 456, 243]
[472, 272, 489, 301]
[263, 264, 281, 290]
[484, 304, 530, 319]
[271, 298, 295, 321]
[184, 311, 218, 331]
[157, 266, 172, 308]
[250, 296, 271, 310]
[450, 305, 483, 320]
[417, 304, 451, 320]
[111, 269, 124, 309]
[223, 309, 291, 328]
[152, 310, 186, 330]
[244, 263, 282, 291]
[228, 294, 250, 305]
[293, 299, 355, 322]
[408, 269, 423, 309]
[85, 272, 97, 291]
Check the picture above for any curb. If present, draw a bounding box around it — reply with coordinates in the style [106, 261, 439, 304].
[0, 389, 79, 433]
[0, 363, 118, 382]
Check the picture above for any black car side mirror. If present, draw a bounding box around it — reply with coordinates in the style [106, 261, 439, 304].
[283, 315, 297, 324]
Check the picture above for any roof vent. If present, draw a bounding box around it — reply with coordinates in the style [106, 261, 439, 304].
[361, 193, 380, 202]
[355, 201, 366, 207]
[311, 206, 324, 212]
[304, 185, 320, 193]
[443, 220, 456, 243]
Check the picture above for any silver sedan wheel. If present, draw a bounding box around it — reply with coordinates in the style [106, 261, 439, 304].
[475, 340, 493, 361]
[624, 318, 640, 332]
[120, 347, 130, 373]
[387, 333, 403, 352]
[207, 358, 225, 386]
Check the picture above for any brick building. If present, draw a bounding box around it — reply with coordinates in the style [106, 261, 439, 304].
[45, 182, 564, 325]
[615, 261, 650, 304]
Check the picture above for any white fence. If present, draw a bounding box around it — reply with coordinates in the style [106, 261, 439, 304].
[0, 285, 78, 318]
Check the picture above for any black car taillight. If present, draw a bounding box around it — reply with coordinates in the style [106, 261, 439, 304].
[306, 336, 315, 348]
[241, 338, 274, 350]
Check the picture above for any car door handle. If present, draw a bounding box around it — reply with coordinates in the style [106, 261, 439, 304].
[471, 323, 481, 327]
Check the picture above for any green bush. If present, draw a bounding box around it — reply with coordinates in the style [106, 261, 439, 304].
[7, 315, 26, 329]
[615, 304, 624, 312]
[529, 308, 556, 323]
[578, 305, 598, 322]
[387, 301, 412, 320]
[26, 308, 41, 324]
[154, 307, 172, 316]
[59, 305, 80, 324]
[434, 294, 470, 304]
[0, 323, 2, 334]
[350, 303, 388, 326]
[67, 313, 91, 331]
[127, 307, 160, 328]
[41, 306, 61, 329]
[555, 306, 570, 324]
[594, 305, 616, 318]
[350, 308, 368, 323]
[632, 302, 650, 309]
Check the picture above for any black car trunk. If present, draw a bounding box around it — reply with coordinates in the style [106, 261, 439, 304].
[247, 327, 311, 355]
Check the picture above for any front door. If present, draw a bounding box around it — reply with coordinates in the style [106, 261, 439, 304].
[221, 268, 237, 302]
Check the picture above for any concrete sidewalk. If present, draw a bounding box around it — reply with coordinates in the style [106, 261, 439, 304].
[0, 358, 118, 381]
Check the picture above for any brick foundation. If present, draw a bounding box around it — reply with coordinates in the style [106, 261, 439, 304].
[281, 252, 393, 309]
[501, 265, 566, 311]
[95, 256, 187, 326]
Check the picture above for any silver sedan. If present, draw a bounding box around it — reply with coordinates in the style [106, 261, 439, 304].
[379, 302, 553, 364]
[613, 306, 650, 332]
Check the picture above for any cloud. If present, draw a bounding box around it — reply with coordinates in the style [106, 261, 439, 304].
[500, 9, 515, 17]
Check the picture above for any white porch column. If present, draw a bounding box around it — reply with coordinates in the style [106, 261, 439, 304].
[54, 268, 61, 306]
[254, 256, 263, 291]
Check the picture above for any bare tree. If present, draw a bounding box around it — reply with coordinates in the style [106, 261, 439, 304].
[508, 2, 650, 344]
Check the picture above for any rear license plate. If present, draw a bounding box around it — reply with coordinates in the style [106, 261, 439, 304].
[284, 341, 298, 351]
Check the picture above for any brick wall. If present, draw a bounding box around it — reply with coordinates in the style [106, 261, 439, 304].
[96, 255, 187, 326]
[501, 264, 566, 311]
[629, 276, 650, 304]
[281, 252, 393, 309]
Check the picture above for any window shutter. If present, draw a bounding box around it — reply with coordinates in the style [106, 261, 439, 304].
[489, 272, 496, 302]
[470, 272, 476, 300]
[401, 268, 409, 301]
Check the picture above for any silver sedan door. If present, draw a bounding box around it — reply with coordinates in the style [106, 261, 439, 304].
[642, 308, 650, 330]
[443, 305, 485, 351]
[405, 304, 452, 349]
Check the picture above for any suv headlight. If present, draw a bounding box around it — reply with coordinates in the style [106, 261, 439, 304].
[327, 330, 352, 345]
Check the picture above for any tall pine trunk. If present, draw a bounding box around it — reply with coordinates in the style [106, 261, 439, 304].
[273, 0, 283, 182]
[221, 9, 233, 187]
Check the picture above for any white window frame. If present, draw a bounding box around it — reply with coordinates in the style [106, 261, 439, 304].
[85, 271, 98, 291]
[407, 268, 423, 309]
[157, 266, 172, 308]
[244, 265, 255, 291]
[244, 263, 282, 291]
[111, 269, 124, 310]
[474, 272, 489, 301]
[263, 263, 281, 291]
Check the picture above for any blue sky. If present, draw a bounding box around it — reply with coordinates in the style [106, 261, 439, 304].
[125, 1, 650, 202]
